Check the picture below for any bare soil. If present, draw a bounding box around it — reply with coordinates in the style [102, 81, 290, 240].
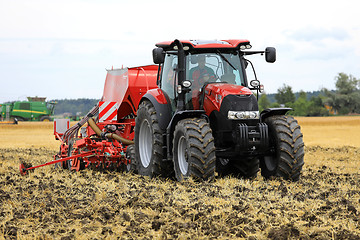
[0, 146, 359, 239]
[0, 118, 359, 239]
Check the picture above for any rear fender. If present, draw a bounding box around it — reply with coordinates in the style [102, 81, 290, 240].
[141, 89, 172, 130]
[260, 108, 292, 122]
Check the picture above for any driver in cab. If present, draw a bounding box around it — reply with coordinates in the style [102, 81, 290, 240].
[189, 55, 216, 109]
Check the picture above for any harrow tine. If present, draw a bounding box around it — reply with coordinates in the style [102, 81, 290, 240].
[19, 151, 94, 176]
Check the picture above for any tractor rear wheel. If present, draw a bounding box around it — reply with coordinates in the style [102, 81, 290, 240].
[173, 118, 216, 181]
[135, 100, 172, 178]
[260, 115, 305, 181]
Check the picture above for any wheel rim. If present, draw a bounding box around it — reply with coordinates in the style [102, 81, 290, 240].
[264, 156, 277, 172]
[177, 136, 188, 175]
[139, 119, 152, 168]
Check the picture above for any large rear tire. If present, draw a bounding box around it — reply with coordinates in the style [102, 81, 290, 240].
[173, 118, 216, 181]
[134, 100, 172, 178]
[260, 115, 305, 181]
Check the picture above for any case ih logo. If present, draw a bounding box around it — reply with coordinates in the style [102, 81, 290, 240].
[99, 101, 119, 122]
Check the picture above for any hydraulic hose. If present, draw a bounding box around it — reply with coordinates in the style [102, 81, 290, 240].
[62, 104, 99, 144]
[87, 117, 102, 136]
[87, 118, 134, 145]
[105, 133, 134, 146]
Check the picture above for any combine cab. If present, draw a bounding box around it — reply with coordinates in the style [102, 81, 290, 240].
[20, 39, 304, 182]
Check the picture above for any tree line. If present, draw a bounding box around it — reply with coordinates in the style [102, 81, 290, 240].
[259, 73, 360, 116]
[52, 98, 99, 116]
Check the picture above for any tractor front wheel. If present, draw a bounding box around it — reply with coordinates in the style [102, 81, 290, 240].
[173, 118, 216, 181]
[260, 115, 305, 181]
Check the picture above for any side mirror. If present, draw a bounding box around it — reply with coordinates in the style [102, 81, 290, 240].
[265, 47, 276, 63]
[177, 80, 192, 94]
[250, 80, 264, 93]
[153, 47, 165, 64]
[250, 80, 260, 88]
[182, 80, 192, 88]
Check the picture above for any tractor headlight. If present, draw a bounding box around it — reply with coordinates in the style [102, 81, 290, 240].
[228, 111, 259, 120]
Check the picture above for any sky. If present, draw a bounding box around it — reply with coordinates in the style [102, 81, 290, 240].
[0, 0, 359, 103]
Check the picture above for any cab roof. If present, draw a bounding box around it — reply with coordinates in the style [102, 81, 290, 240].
[156, 39, 251, 51]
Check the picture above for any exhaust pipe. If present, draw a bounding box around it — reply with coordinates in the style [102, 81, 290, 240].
[88, 118, 134, 145]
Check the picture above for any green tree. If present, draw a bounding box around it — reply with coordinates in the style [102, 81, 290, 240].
[281, 90, 329, 116]
[270, 102, 280, 108]
[258, 93, 270, 112]
[307, 95, 329, 116]
[291, 91, 310, 116]
[324, 73, 360, 114]
[275, 84, 295, 106]
[53, 98, 99, 115]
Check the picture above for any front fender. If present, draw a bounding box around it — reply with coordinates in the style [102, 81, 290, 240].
[260, 108, 292, 122]
[166, 110, 207, 159]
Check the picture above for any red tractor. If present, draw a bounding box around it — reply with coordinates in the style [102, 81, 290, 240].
[134, 39, 304, 181]
[20, 39, 304, 182]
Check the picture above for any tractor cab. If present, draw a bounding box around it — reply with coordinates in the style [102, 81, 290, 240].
[153, 40, 276, 114]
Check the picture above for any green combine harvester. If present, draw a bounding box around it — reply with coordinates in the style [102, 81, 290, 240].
[0, 97, 56, 123]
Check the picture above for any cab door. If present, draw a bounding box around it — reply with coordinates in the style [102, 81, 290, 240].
[160, 54, 178, 113]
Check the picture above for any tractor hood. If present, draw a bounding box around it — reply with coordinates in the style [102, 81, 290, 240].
[202, 83, 258, 116]
[205, 83, 253, 98]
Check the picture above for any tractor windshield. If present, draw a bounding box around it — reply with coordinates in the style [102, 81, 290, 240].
[160, 52, 246, 111]
[185, 52, 245, 109]
[186, 52, 245, 87]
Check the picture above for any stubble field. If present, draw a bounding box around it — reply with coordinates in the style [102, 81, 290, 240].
[0, 116, 359, 239]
